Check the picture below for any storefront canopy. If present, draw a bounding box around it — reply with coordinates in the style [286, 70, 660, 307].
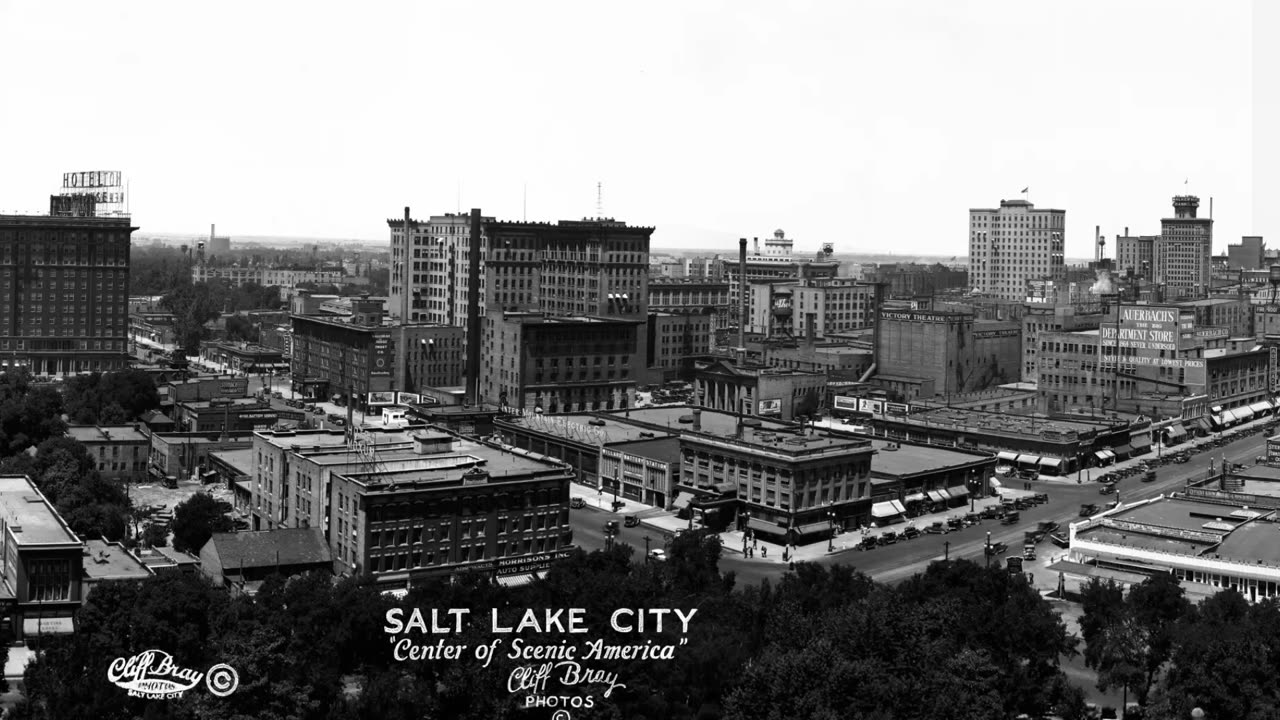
[871, 501, 906, 518]
[996, 451, 1019, 463]
[1250, 401, 1273, 415]
[904, 492, 926, 503]
[748, 517, 784, 536]
[1038, 457, 1063, 469]
[926, 490, 948, 503]
[1165, 424, 1187, 440]
[1235, 406, 1256, 422]
[1016, 455, 1042, 465]
[1130, 435, 1152, 452]
[794, 521, 834, 536]
[948, 485, 970, 499]
[670, 492, 694, 511]
[1112, 445, 1133, 459]
[1094, 449, 1116, 462]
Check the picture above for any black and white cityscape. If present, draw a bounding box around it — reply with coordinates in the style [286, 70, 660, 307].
[0, 2, 1278, 720]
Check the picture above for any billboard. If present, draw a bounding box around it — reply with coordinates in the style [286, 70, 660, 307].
[858, 398, 885, 415]
[758, 399, 782, 416]
[368, 391, 396, 406]
[396, 392, 422, 406]
[833, 396, 859, 411]
[1100, 305, 1204, 369]
[60, 170, 125, 212]
[371, 334, 392, 376]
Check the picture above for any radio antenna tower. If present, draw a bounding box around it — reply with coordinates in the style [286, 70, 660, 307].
[596, 181, 603, 220]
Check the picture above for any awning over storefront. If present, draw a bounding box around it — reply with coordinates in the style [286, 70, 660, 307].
[1038, 457, 1063, 469]
[989, 477, 1002, 489]
[1250, 401, 1272, 415]
[996, 451, 1019, 463]
[794, 521, 834, 536]
[926, 490, 948, 503]
[904, 492, 926, 503]
[24, 617, 74, 635]
[670, 492, 694, 511]
[1130, 435, 1152, 453]
[496, 573, 540, 588]
[948, 486, 969, 499]
[871, 501, 904, 519]
[1221, 409, 1241, 424]
[1112, 445, 1133, 459]
[937, 490, 953, 501]
[1272, 398, 1280, 409]
[748, 517, 785, 535]
[1235, 406, 1256, 422]
[1094, 449, 1116, 462]
[1016, 455, 1042, 465]
[1165, 424, 1187, 441]
[1196, 418, 1213, 433]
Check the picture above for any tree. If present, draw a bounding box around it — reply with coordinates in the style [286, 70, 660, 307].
[143, 523, 168, 548]
[62, 370, 162, 425]
[170, 492, 234, 553]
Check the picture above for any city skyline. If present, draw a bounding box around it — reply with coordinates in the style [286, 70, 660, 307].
[0, 1, 1273, 258]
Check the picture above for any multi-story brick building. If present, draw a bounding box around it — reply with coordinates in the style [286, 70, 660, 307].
[647, 279, 732, 329]
[1021, 301, 1106, 383]
[876, 309, 1022, 398]
[0, 203, 134, 376]
[386, 211, 493, 325]
[250, 427, 575, 587]
[694, 358, 827, 422]
[968, 199, 1066, 301]
[1174, 297, 1253, 338]
[1115, 231, 1157, 278]
[147, 431, 255, 483]
[1227, 236, 1266, 270]
[1156, 196, 1214, 300]
[859, 263, 967, 299]
[723, 231, 840, 311]
[647, 312, 713, 377]
[66, 425, 150, 482]
[291, 313, 463, 406]
[748, 279, 880, 338]
[191, 263, 343, 288]
[0, 475, 84, 643]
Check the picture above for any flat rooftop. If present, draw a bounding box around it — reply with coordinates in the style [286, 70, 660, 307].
[1107, 497, 1247, 534]
[210, 447, 257, 475]
[82, 539, 152, 581]
[254, 427, 422, 451]
[0, 476, 79, 546]
[898, 407, 1114, 440]
[66, 425, 149, 444]
[182, 397, 272, 410]
[500, 413, 676, 445]
[599, 406, 871, 454]
[1216, 521, 1280, 566]
[868, 440, 990, 478]
[341, 437, 568, 489]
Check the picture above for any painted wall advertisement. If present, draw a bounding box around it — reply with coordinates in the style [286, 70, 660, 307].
[372, 335, 392, 376]
[1100, 305, 1206, 384]
[758, 398, 782, 416]
[396, 392, 422, 406]
[833, 395, 858, 411]
[1268, 435, 1280, 465]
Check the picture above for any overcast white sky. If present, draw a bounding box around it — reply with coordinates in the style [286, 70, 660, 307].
[0, 1, 1270, 257]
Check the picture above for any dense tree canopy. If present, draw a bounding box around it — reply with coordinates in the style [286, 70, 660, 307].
[161, 280, 283, 355]
[62, 369, 162, 425]
[171, 493, 235, 554]
[0, 369, 66, 454]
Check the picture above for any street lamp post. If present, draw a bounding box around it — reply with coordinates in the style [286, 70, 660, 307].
[985, 531, 991, 569]
[944, 540, 950, 561]
[643, 535, 652, 561]
[828, 511, 836, 552]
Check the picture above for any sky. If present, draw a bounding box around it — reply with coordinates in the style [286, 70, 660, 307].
[0, 1, 1271, 259]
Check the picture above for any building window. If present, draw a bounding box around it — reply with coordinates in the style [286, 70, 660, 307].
[27, 559, 72, 602]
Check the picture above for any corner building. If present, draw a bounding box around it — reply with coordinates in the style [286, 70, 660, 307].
[0, 207, 134, 375]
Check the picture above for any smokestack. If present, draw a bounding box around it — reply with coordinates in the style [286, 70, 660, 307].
[401, 207, 412, 321]
[1095, 226, 1100, 263]
[211, 224, 215, 241]
[466, 209, 483, 406]
[1125, 226, 1129, 237]
[738, 238, 748, 363]
[753, 237, 759, 255]
[806, 312, 816, 347]
[692, 408, 702, 432]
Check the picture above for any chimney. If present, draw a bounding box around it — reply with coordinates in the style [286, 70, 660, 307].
[465, 208, 484, 406]
[806, 313, 816, 347]
[738, 238, 748, 364]
[1125, 226, 1129, 237]
[692, 408, 702, 432]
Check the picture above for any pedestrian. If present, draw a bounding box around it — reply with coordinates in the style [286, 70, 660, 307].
[762, 546, 768, 558]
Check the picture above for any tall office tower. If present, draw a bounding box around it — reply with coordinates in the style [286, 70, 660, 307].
[0, 198, 135, 376]
[1115, 230, 1157, 278]
[968, 199, 1066, 301]
[1154, 195, 1213, 300]
[386, 210, 494, 324]
[481, 218, 655, 413]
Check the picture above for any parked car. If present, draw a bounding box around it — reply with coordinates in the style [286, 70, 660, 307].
[857, 536, 878, 551]
[984, 540, 1007, 556]
[981, 506, 1002, 520]
[946, 517, 964, 530]
[924, 521, 950, 535]
[648, 549, 667, 562]
[1033, 492, 1050, 504]
[1049, 532, 1070, 548]
[1173, 454, 1191, 464]
[1100, 483, 1117, 495]
[604, 520, 620, 534]
[876, 532, 898, 546]
[963, 513, 982, 526]
[1038, 520, 1060, 534]
[1002, 511, 1020, 525]
[1142, 470, 1157, 483]
[901, 525, 920, 540]
[1022, 545, 1037, 561]
[624, 515, 640, 528]
[1080, 503, 1100, 517]
[570, 497, 585, 509]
